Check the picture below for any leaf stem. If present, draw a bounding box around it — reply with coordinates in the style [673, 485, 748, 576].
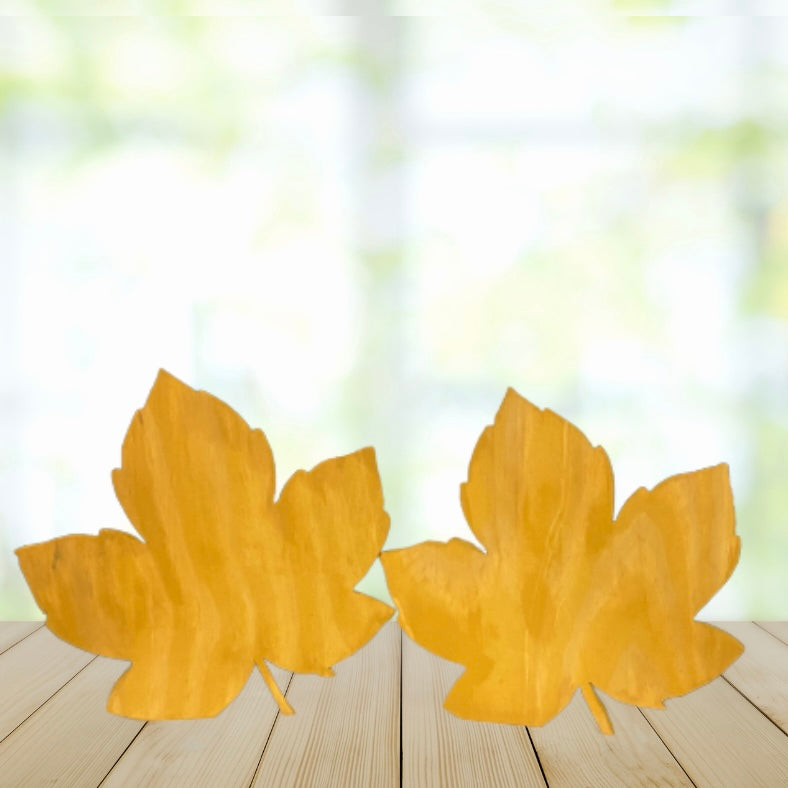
[257, 659, 294, 715]
[581, 683, 613, 735]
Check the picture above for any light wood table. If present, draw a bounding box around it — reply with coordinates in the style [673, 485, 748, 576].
[0, 620, 787, 786]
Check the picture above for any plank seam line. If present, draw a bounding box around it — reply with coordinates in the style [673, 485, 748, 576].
[247, 671, 295, 788]
[636, 706, 697, 787]
[398, 624, 403, 788]
[0, 653, 98, 747]
[753, 621, 788, 647]
[96, 720, 147, 787]
[0, 622, 45, 658]
[720, 674, 788, 739]
[524, 727, 550, 787]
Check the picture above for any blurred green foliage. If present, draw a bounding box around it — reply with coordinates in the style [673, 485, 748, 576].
[1, 13, 787, 620]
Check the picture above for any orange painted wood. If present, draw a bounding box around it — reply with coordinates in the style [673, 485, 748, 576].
[383, 388, 742, 733]
[15, 370, 392, 720]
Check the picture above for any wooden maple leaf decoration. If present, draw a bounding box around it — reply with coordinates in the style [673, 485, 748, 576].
[16, 369, 393, 720]
[381, 388, 743, 734]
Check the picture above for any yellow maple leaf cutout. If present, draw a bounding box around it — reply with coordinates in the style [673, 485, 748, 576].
[16, 369, 393, 720]
[381, 388, 743, 735]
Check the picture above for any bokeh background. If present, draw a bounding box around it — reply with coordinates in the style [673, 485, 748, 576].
[1, 11, 787, 619]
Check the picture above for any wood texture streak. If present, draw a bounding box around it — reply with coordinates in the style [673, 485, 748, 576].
[718, 620, 788, 735]
[642, 676, 788, 787]
[382, 388, 742, 733]
[0, 657, 142, 787]
[529, 690, 692, 787]
[0, 620, 42, 654]
[0, 626, 93, 741]
[14, 369, 392, 720]
[757, 620, 788, 645]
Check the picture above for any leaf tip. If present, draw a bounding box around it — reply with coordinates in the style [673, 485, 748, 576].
[14, 539, 48, 567]
[356, 445, 380, 471]
[501, 385, 525, 409]
[154, 366, 177, 385]
[497, 386, 546, 425]
[146, 368, 201, 412]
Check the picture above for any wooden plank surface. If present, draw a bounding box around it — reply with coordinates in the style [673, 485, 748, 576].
[101, 665, 291, 787]
[757, 620, 788, 645]
[529, 690, 692, 787]
[401, 633, 545, 787]
[718, 621, 788, 735]
[0, 657, 142, 787]
[0, 621, 42, 654]
[2, 622, 788, 786]
[0, 625, 94, 742]
[252, 622, 400, 787]
[641, 675, 788, 787]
